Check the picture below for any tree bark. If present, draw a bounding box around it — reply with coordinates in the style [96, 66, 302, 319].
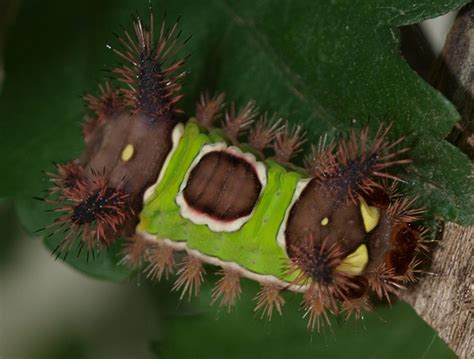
[400, 5, 473, 358]
[401, 223, 473, 359]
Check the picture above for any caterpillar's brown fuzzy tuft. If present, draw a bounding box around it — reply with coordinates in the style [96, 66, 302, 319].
[47, 161, 84, 195]
[211, 269, 241, 311]
[367, 263, 402, 302]
[173, 255, 206, 301]
[223, 101, 258, 144]
[110, 9, 187, 120]
[249, 114, 284, 157]
[341, 294, 372, 320]
[287, 236, 361, 322]
[47, 172, 130, 253]
[145, 242, 176, 281]
[338, 276, 372, 320]
[400, 258, 424, 283]
[305, 135, 337, 176]
[301, 285, 333, 331]
[254, 284, 285, 320]
[82, 82, 124, 143]
[387, 196, 426, 223]
[84, 81, 123, 119]
[273, 122, 307, 163]
[308, 125, 411, 199]
[415, 226, 431, 253]
[288, 236, 351, 290]
[120, 235, 151, 268]
[196, 92, 226, 129]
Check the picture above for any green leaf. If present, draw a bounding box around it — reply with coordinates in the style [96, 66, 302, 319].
[13, 197, 132, 281]
[0, 0, 470, 343]
[155, 278, 455, 359]
[43, 235, 132, 282]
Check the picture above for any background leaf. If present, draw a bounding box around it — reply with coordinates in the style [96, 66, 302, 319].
[155, 277, 455, 359]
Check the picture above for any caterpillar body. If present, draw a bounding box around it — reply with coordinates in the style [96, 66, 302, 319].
[44, 10, 427, 329]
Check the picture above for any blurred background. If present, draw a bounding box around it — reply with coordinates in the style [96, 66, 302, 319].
[0, 2, 461, 359]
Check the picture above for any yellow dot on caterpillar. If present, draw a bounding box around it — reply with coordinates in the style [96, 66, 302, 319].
[320, 217, 329, 226]
[359, 197, 380, 232]
[336, 243, 368, 275]
[121, 144, 135, 161]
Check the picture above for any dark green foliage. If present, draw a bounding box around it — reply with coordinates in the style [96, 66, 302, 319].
[0, 1, 470, 357]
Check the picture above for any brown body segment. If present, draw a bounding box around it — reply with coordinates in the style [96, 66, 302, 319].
[285, 178, 366, 257]
[45, 12, 188, 251]
[183, 151, 262, 221]
[82, 111, 177, 234]
[103, 114, 176, 197]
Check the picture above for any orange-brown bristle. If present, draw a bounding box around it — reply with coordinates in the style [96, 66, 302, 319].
[341, 294, 372, 320]
[273, 122, 306, 163]
[196, 92, 226, 129]
[381, 192, 426, 280]
[288, 236, 358, 313]
[367, 263, 402, 302]
[82, 82, 123, 140]
[47, 161, 84, 195]
[47, 173, 130, 253]
[387, 196, 426, 223]
[145, 242, 176, 281]
[121, 235, 151, 268]
[211, 269, 241, 311]
[301, 285, 333, 331]
[84, 81, 123, 122]
[361, 188, 426, 302]
[338, 276, 372, 320]
[338, 275, 368, 299]
[173, 255, 205, 301]
[415, 226, 431, 253]
[305, 136, 337, 176]
[223, 101, 258, 144]
[110, 10, 187, 120]
[400, 258, 423, 283]
[249, 114, 284, 155]
[254, 284, 285, 320]
[289, 236, 345, 287]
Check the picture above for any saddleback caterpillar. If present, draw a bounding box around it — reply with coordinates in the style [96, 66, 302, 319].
[43, 9, 428, 330]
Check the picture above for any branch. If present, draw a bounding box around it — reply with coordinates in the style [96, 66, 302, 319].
[401, 223, 473, 359]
